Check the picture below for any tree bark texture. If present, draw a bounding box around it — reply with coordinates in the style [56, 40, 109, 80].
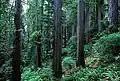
[53, 0, 62, 78]
[12, 0, 21, 81]
[76, 0, 85, 67]
[108, 0, 118, 32]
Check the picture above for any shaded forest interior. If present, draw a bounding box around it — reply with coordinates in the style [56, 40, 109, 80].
[0, 0, 120, 81]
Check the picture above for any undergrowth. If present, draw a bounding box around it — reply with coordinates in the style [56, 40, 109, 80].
[21, 33, 120, 81]
[62, 63, 120, 81]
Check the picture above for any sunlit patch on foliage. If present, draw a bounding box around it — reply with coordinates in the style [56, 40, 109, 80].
[85, 57, 100, 66]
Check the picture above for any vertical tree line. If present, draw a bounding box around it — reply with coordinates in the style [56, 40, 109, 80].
[76, 0, 85, 67]
[12, 0, 21, 81]
[108, 0, 118, 32]
[53, 0, 62, 79]
[35, 0, 42, 67]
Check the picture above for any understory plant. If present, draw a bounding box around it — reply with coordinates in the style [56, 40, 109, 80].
[92, 33, 120, 62]
[22, 66, 53, 81]
[62, 63, 120, 81]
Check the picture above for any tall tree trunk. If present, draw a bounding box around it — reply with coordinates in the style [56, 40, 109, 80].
[35, 0, 42, 67]
[98, 1, 102, 32]
[41, 0, 44, 32]
[53, 0, 62, 79]
[95, 0, 104, 32]
[12, 0, 21, 81]
[95, 0, 99, 32]
[36, 34, 42, 67]
[108, 0, 118, 32]
[64, 25, 67, 47]
[85, 6, 89, 44]
[76, 0, 85, 67]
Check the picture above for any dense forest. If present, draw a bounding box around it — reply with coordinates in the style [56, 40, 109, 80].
[0, 0, 120, 81]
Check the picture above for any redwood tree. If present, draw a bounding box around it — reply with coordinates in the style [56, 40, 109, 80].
[35, 0, 42, 67]
[12, 0, 21, 81]
[76, 0, 85, 67]
[53, 0, 62, 79]
[108, 0, 118, 32]
[85, 4, 89, 44]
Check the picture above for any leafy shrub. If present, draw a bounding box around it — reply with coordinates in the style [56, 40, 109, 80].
[67, 36, 77, 50]
[85, 56, 100, 67]
[22, 66, 53, 81]
[62, 36, 76, 60]
[0, 59, 12, 81]
[62, 57, 75, 70]
[62, 48, 72, 57]
[92, 33, 120, 62]
[62, 63, 120, 81]
[84, 44, 92, 55]
[62, 36, 91, 58]
[0, 46, 12, 80]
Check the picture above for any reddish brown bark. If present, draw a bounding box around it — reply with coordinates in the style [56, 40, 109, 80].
[76, 0, 85, 67]
[53, 0, 62, 78]
[12, 0, 21, 81]
[36, 34, 42, 67]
